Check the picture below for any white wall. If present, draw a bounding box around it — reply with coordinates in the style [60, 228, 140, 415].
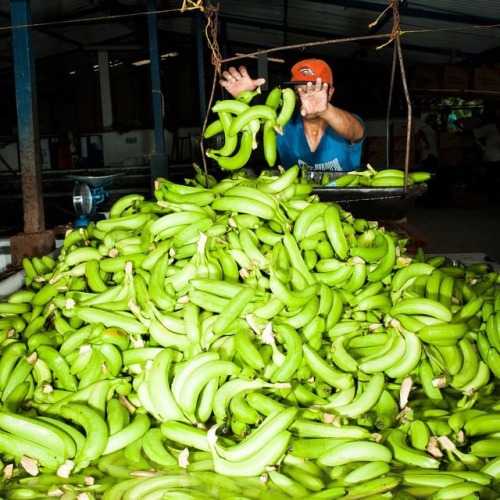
[0, 127, 201, 172]
[101, 129, 167, 167]
[0, 142, 20, 172]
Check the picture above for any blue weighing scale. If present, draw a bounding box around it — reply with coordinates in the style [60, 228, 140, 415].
[67, 173, 124, 228]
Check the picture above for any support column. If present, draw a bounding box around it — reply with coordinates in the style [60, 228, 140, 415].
[9, 0, 55, 267]
[147, 0, 168, 189]
[258, 53, 269, 92]
[98, 50, 113, 130]
[195, 11, 207, 119]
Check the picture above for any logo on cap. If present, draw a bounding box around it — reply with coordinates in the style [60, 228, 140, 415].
[299, 67, 317, 77]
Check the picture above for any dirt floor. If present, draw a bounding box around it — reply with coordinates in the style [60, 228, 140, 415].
[406, 200, 500, 265]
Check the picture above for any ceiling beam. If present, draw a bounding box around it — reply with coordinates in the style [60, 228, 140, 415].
[217, 16, 477, 62]
[306, 0, 500, 26]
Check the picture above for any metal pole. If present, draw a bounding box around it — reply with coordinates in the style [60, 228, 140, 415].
[98, 50, 114, 130]
[147, 0, 168, 188]
[9, 0, 55, 266]
[11, 0, 44, 234]
[195, 11, 207, 120]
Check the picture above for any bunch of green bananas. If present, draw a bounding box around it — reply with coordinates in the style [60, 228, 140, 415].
[321, 165, 432, 188]
[204, 86, 296, 170]
[0, 164, 500, 498]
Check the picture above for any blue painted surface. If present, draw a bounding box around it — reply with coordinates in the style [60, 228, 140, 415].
[11, 0, 37, 146]
[11, 0, 45, 233]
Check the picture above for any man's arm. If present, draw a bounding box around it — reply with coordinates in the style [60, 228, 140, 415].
[319, 105, 365, 143]
[297, 79, 364, 143]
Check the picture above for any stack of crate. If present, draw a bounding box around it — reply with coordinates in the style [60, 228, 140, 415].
[382, 221, 428, 255]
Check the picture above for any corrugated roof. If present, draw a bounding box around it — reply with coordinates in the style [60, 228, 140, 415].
[0, 0, 498, 81]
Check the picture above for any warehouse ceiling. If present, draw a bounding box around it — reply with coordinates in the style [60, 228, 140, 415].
[0, 0, 499, 89]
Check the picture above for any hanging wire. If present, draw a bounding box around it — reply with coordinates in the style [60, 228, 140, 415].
[396, 34, 412, 193]
[372, 0, 412, 193]
[388, 0, 412, 193]
[386, 40, 398, 170]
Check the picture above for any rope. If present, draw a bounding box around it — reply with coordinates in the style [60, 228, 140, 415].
[377, 1, 412, 194]
[1, 6, 189, 32]
[181, 0, 205, 12]
[204, 4, 222, 73]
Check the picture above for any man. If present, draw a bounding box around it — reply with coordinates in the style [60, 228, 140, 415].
[220, 58, 365, 171]
[417, 113, 439, 172]
[473, 103, 500, 204]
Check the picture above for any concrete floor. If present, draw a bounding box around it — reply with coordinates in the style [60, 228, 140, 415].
[406, 201, 500, 264]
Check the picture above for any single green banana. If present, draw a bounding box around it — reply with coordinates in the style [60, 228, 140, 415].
[141, 427, 178, 468]
[464, 412, 500, 437]
[214, 406, 297, 463]
[263, 119, 278, 167]
[302, 343, 354, 390]
[228, 104, 276, 137]
[211, 194, 276, 220]
[109, 194, 145, 219]
[95, 212, 150, 234]
[289, 419, 372, 440]
[203, 118, 224, 138]
[385, 329, 423, 379]
[384, 428, 441, 469]
[317, 439, 392, 467]
[357, 328, 407, 374]
[60, 403, 109, 470]
[342, 460, 392, 485]
[342, 473, 403, 498]
[211, 98, 249, 116]
[275, 87, 296, 128]
[267, 469, 310, 498]
[207, 130, 254, 171]
[207, 425, 291, 477]
[0, 428, 66, 471]
[366, 232, 396, 283]
[103, 411, 150, 455]
[264, 87, 283, 110]
[389, 297, 453, 322]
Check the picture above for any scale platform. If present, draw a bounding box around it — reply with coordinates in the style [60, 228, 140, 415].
[307, 170, 428, 221]
[66, 173, 124, 189]
[67, 173, 125, 227]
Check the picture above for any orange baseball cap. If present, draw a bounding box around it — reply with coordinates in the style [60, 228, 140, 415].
[286, 59, 334, 86]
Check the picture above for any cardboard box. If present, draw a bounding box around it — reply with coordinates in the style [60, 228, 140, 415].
[365, 150, 388, 168]
[392, 121, 416, 137]
[473, 68, 500, 92]
[392, 135, 416, 151]
[392, 149, 416, 167]
[439, 147, 463, 166]
[382, 222, 427, 255]
[439, 133, 462, 148]
[366, 136, 388, 152]
[411, 65, 441, 89]
[442, 66, 470, 90]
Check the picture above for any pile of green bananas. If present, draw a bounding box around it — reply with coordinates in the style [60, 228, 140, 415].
[322, 166, 432, 188]
[204, 87, 296, 170]
[0, 164, 500, 498]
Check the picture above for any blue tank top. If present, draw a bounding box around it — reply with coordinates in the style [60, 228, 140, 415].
[276, 112, 364, 171]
